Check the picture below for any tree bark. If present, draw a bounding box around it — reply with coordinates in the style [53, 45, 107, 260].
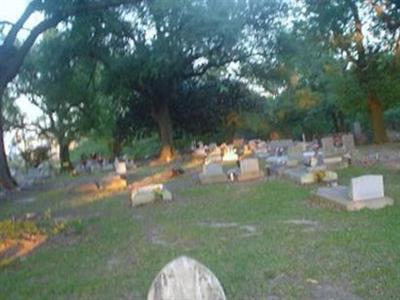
[152, 102, 174, 163]
[59, 140, 73, 172]
[111, 137, 123, 159]
[367, 92, 388, 144]
[0, 87, 17, 189]
[331, 111, 340, 133]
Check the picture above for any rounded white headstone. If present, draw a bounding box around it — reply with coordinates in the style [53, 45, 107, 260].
[147, 256, 226, 300]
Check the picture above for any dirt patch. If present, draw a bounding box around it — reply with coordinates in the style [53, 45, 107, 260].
[198, 221, 259, 237]
[0, 234, 46, 266]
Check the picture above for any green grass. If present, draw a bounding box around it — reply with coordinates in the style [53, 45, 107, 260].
[0, 165, 399, 299]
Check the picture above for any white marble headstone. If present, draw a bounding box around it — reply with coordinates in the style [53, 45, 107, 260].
[349, 175, 384, 201]
[115, 162, 127, 175]
[147, 256, 226, 300]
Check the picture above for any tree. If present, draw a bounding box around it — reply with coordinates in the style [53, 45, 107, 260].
[302, 0, 400, 143]
[103, 0, 283, 162]
[20, 30, 105, 172]
[0, 0, 140, 188]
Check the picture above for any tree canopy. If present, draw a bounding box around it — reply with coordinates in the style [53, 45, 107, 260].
[0, 0, 400, 188]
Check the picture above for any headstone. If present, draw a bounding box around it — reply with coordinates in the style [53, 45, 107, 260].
[147, 256, 226, 300]
[287, 143, 304, 160]
[353, 122, 364, 144]
[342, 134, 355, 152]
[199, 163, 227, 184]
[114, 159, 127, 175]
[131, 184, 173, 207]
[349, 175, 384, 201]
[314, 175, 393, 211]
[238, 158, 264, 181]
[321, 137, 335, 157]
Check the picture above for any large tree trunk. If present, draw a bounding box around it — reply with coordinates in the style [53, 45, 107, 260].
[152, 102, 174, 163]
[0, 87, 17, 190]
[59, 140, 73, 172]
[111, 137, 123, 159]
[367, 92, 388, 144]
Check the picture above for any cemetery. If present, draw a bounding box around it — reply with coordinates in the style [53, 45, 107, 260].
[1, 1, 400, 299]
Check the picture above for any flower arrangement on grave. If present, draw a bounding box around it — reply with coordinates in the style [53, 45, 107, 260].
[153, 187, 164, 200]
[313, 170, 326, 182]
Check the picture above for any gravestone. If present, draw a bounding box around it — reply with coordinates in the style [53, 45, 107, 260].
[114, 159, 127, 175]
[314, 174, 393, 211]
[287, 144, 304, 158]
[342, 134, 355, 152]
[147, 256, 226, 300]
[131, 184, 173, 207]
[349, 175, 384, 201]
[199, 163, 227, 184]
[287, 143, 304, 167]
[238, 158, 264, 181]
[321, 137, 335, 157]
[353, 121, 366, 144]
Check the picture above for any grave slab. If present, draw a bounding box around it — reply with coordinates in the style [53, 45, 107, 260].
[199, 163, 227, 184]
[314, 184, 393, 211]
[131, 184, 173, 207]
[284, 167, 315, 184]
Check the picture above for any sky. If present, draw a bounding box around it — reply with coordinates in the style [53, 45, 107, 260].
[1, 0, 44, 152]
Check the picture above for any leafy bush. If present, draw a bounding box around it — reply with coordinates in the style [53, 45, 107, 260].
[385, 107, 400, 130]
[0, 219, 41, 242]
[122, 135, 160, 160]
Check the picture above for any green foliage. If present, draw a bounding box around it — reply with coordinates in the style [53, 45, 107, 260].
[385, 107, 400, 130]
[122, 135, 161, 160]
[0, 219, 41, 242]
[70, 138, 111, 163]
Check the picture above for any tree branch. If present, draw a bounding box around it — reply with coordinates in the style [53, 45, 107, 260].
[3, 0, 41, 48]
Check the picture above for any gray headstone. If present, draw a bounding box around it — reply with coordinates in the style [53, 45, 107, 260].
[240, 158, 260, 174]
[147, 256, 226, 300]
[321, 137, 335, 156]
[342, 134, 355, 152]
[353, 122, 362, 139]
[203, 163, 224, 175]
[287, 143, 304, 159]
[349, 175, 384, 201]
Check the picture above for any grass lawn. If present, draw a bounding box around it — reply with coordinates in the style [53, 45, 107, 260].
[0, 164, 399, 299]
